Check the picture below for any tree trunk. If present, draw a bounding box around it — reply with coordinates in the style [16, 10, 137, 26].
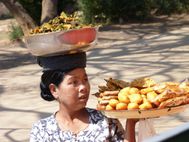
[41, 0, 58, 24]
[0, 0, 37, 36]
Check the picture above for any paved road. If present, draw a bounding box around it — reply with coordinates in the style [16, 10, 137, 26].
[1, 17, 189, 141]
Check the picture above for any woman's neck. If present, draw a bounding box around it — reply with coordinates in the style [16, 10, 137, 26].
[57, 106, 87, 121]
[55, 107, 89, 134]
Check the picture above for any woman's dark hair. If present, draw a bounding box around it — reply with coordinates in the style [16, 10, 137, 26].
[40, 70, 67, 101]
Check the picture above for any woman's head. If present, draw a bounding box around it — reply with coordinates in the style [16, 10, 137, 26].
[40, 68, 90, 110]
[40, 69, 66, 101]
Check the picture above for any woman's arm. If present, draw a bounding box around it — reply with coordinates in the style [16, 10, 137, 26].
[124, 119, 138, 142]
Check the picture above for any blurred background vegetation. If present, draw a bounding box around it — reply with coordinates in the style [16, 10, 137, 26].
[1, 0, 189, 41]
[17, 0, 78, 25]
[15, 0, 189, 25]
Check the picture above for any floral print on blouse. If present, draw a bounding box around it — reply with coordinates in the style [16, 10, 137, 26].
[30, 108, 124, 142]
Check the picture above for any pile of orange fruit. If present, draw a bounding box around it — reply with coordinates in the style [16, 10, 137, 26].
[96, 77, 189, 111]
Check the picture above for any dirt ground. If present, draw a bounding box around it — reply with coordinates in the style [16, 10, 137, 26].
[1, 15, 189, 142]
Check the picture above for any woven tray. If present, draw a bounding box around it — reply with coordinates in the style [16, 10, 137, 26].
[101, 104, 189, 119]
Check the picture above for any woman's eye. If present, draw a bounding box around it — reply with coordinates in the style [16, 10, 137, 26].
[68, 80, 78, 85]
[73, 80, 78, 85]
[84, 78, 88, 82]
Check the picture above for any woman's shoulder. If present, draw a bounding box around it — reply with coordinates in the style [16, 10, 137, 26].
[86, 108, 122, 125]
[30, 114, 59, 141]
[86, 108, 105, 117]
[86, 108, 124, 141]
[86, 108, 118, 124]
[31, 114, 56, 132]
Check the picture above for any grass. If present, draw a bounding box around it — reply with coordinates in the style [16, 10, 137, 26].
[8, 24, 24, 41]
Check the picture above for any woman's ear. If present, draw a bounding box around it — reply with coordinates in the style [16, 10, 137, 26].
[49, 83, 59, 99]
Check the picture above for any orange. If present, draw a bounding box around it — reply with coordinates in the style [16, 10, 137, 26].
[129, 87, 139, 95]
[118, 93, 130, 104]
[119, 87, 131, 96]
[139, 101, 152, 110]
[105, 104, 115, 110]
[144, 101, 152, 109]
[123, 87, 131, 92]
[128, 94, 143, 104]
[127, 102, 139, 110]
[109, 99, 119, 107]
[116, 102, 128, 110]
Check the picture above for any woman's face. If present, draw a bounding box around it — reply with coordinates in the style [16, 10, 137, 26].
[57, 68, 90, 110]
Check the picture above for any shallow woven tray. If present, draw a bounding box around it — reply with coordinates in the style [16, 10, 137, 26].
[101, 104, 189, 119]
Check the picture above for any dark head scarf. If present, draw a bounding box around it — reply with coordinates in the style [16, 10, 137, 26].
[37, 52, 86, 71]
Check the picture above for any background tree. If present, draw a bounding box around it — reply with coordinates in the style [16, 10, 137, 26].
[1, 0, 189, 36]
[41, 0, 58, 24]
[0, 0, 37, 35]
[0, 0, 59, 35]
[0, 0, 77, 35]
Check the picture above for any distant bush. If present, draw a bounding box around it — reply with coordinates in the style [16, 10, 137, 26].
[107, 0, 155, 22]
[77, 0, 108, 24]
[78, 0, 189, 24]
[11, 0, 189, 25]
[78, 0, 156, 24]
[154, 0, 189, 15]
[9, 24, 24, 41]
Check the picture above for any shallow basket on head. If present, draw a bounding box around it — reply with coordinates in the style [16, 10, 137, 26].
[25, 27, 98, 57]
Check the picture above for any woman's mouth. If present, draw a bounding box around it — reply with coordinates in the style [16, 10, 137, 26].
[79, 95, 88, 102]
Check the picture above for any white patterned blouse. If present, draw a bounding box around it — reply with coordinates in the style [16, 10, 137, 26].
[30, 108, 124, 142]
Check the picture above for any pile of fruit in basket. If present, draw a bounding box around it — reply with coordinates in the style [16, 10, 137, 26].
[94, 77, 189, 111]
[30, 12, 95, 35]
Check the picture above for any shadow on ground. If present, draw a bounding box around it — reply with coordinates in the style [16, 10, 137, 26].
[0, 105, 51, 142]
[89, 22, 189, 81]
[0, 50, 36, 70]
[0, 84, 4, 95]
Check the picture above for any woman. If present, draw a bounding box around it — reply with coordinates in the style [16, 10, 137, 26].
[30, 52, 137, 142]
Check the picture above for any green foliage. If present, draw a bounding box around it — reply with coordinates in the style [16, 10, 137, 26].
[9, 24, 24, 41]
[78, 0, 155, 24]
[78, 0, 189, 24]
[154, 0, 189, 15]
[15, 0, 189, 25]
[108, 0, 155, 21]
[78, 0, 107, 24]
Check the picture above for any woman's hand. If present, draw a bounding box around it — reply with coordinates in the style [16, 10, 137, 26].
[124, 119, 139, 142]
[127, 119, 139, 125]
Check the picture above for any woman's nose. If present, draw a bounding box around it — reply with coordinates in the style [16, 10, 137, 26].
[79, 83, 88, 93]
